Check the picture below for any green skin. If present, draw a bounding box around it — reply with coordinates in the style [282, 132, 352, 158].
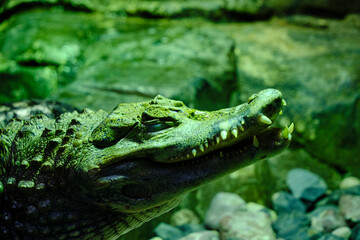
[0, 88, 290, 239]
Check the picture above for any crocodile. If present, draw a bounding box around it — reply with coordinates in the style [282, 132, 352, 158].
[0, 88, 292, 240]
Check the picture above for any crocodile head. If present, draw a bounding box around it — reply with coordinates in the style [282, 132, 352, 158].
[0, 88, 291, 239]
[84, 88, 291, 234]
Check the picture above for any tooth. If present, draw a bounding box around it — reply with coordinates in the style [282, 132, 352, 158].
[288, 123, 294, 134]
[199, 144, 204, 152]
[279, 110, 283, 115]
[253, 135, 259, 148]
[231, 128, 238, 138]
[282, 125, 290, 139]
[282, 99, 287, 106]
[258, 115, 272, 125]
[220, 130, 228, 140]
[192, 149, 197, 157]
[240, 124, 244, 131]
[216, 136, 220, 144]
[187, 154, 190, 158]
[204, 140, 208, 148]
[220, 151, 224, 158]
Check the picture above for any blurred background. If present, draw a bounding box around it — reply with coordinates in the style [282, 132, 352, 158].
[0, 0, 359, 239]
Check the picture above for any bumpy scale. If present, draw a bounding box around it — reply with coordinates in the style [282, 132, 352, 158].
[0, 89, 291, 240]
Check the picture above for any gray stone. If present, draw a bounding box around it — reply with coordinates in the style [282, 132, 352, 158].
[273, 211, 311, 240]
[268, 149, 342, 192]
[339, 194, 360, 222]
[286, 168, 327, 202]
[218, 210, 276, 240]
[272, 191, 306, 213]
[170, 209, 200, 226]
[177, 224, 207, 237]
[318, 234, 346, 240]
[316, 186, 360, 210]
[179, 230, 219, 240]
[55, 17, 236, 111]
[332, 227, 352, 240]
[204, 192, 246, 229]
[246, 202, 277, 222]
[308, 206, 346, 233]
[154, 223, 184, 240]
[149, 237, 164, 240]
[340, 177, 360, 189]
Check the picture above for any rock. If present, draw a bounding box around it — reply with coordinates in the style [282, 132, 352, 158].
[344, 186, 360, 196]
[177, 224, 207, 237]
[153, 223, 184, 240]
[179, 230, 219, 240]
[247, 202, 277, 222]
[308, 206, 346, 233]
[273, 211, 311, 240]
[340, 177, 360, 189]
[318, 234, 346, 240]
[316, 186, 360, 208]
[0, 9, 236, 111]
[228, 16, 360, 175]
[170, 209, 200, 226]
[149, 237, 164, 240]
[218, 210, 276, 240]
[339, 194, 360, 222]
[268, 149, 342, 192]
[204, 192, 246, 229]
[286, 168, 327, 202]
[272, 191, 306, 213]
[332, 227, 352, 240]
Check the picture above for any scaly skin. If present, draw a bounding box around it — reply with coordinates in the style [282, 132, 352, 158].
[0, 88, 291, 240]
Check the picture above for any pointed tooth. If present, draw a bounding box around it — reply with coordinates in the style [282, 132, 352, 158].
[253, 135, 259, 148]
[216, 136, 220, 144]
[187, 154, 190, 158]
[192, 149, 197, 157]
[220, 130, 228, 140]
[282, 125, 290, 139]
[199, 144, 204, 152]
[204, 140, 209, 148]
[282, 99, 287, 106]
[240, 124, 244, 131]
[258, 115, 272, 125]
[220, 151, 224, 158]
[279, 110, 283, 115]
[231, 128, 238, 138]
[288, 122, 294, 134]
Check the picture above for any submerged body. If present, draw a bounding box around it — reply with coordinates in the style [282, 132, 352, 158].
[0, 89, 291, 239]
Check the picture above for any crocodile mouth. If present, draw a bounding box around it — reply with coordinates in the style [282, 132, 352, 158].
[176, 125, 293, 167]
[93, 125, 292, 213]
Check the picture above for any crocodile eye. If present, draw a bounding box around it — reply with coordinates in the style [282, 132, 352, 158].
[143, 120, 176, 133]
[248, 94, 257, 104]
[147, 122, 170, 132]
